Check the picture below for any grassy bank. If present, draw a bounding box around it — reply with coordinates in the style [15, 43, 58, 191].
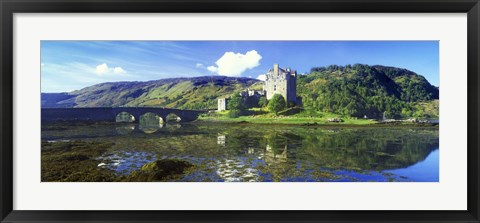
[197, 109, 378, 125]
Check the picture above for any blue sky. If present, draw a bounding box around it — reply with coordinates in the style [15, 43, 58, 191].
[41, 41, 439, 93]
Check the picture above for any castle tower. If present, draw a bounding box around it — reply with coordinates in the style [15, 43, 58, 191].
[264, 64, 297, 105]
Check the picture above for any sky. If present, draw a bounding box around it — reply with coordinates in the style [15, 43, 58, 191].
[41, 41, 439, 93]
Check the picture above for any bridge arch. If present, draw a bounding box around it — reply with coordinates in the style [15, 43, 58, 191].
[115, 111, 136, 123]
[139, 112, 164, 124]
[166, 113, 182, 122]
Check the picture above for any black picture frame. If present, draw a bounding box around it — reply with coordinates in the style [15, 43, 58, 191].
[1, 0, 479, 222]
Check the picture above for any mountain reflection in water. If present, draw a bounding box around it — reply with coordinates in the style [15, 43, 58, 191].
[41, 122, 439, 182]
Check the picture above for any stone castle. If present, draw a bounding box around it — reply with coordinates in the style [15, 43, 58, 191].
[218, 64, 297, 111]
[264, 64, 297, 105]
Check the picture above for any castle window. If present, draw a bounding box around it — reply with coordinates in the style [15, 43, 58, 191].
[274, 85, 276, 91]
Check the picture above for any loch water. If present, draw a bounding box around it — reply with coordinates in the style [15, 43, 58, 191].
[41, 121, 439, 182]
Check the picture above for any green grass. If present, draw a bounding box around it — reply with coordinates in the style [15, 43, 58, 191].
[197, 108, 378, 125]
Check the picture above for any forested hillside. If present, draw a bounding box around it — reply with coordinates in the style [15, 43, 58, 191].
[298, 64, 438, 118]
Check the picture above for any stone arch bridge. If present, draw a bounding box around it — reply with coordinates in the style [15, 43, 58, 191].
[41, 107, 207, 123]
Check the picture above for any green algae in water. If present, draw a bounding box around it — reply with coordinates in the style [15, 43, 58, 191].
[41, 122, 439, 182]
[128, 159, 194, 182]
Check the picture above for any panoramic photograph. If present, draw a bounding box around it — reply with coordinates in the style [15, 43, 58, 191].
[41, 41, 439, 182]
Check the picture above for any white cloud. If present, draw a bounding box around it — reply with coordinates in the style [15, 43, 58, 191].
[95, 63, 109, 75]
[41, 63, 45, 67]
[95, 63, 127, 75]
[257, 74, 266, 81]
[113, 67, 126, 74]
[207, 66, 218, 73]
[207, 50, 262, 76]
[196, 63, 204, 68]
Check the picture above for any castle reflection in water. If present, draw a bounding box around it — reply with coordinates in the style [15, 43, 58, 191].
[43, 120, 439, 182]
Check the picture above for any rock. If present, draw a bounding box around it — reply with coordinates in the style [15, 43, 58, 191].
[128, 159, 193, 181]
[327, 118, 343, 123]
[404, 118, 430, 123]
[382, 119, 400, 123]
[405, 118, 417, 123]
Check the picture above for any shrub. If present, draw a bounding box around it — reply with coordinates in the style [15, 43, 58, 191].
[228, 94, 245, 111]
[268, 94, 286, 115]
[258, 96, 268, 108]
[228, 110, 241, 118]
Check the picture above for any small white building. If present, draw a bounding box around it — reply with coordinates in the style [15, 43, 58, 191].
[218, 98, 229, 111]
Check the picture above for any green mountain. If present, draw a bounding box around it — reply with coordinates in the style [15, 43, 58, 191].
[42, 64, 439, 118]
[42, 76, 262, 110]
[298, 64, 439, 118]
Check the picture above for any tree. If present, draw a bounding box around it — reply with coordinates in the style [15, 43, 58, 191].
[258, 96, 268, 108]
[228, 93, 245, 111]
[268, 94, 286, 115]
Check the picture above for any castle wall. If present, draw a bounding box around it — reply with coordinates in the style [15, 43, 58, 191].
[286, 73, 297, 104]
[265, 72, 287, 100]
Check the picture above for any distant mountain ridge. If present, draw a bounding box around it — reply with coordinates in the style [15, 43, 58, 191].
[42, 76, 262, 110]
[42, 64, 439, 118]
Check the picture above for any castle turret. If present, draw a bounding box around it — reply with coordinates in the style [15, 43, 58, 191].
[273, 64, 279, 75]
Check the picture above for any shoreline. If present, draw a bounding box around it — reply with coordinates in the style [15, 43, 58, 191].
[193, 118, 439, 128]
[40, 117, 439, 128]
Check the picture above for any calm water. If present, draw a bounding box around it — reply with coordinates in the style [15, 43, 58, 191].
[41, 121, 439, 182]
